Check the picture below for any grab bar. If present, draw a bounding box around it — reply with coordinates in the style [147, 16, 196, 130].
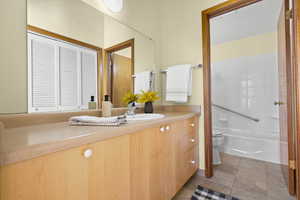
[212, 104, 260, 122]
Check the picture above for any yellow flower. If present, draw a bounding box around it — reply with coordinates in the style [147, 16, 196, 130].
[122, 92, 139, 104]
[138, 90, 160, 103]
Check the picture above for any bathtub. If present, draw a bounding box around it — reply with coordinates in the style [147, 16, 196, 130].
[218, 128, 285, 164]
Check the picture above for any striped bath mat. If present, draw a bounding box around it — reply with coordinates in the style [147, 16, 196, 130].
[191, 185, 240, 200]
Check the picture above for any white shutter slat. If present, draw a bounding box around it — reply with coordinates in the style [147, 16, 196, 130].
[31, 39, 57, 111]
[59, 46, 79, 110]
[81, 51, 98, 108]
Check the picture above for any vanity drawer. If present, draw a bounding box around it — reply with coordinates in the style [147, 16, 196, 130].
[184, 117, 198, 137]
[183, 146, 199, 181]
[181, 131, 198, 152]
[176, 145, 199, 188]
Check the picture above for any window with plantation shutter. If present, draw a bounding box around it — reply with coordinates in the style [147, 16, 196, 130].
[81, 50, 98, 109]
[28, 36, 58, 113]
[59, 46, 80, 111]
[27, 32, 98, 113]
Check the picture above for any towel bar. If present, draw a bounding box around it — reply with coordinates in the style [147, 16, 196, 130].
[160, 64, 202, 73]
[131, 71, 155, 78]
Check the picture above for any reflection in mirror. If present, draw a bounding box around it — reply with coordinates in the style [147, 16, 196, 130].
[27, 26, 101, 113]
[103, 15, 156, 108]
[106, 43, 133, 107]
[0, 0, 157, 114]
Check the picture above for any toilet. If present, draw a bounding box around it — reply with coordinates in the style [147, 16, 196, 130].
[213, 129, 225, 165]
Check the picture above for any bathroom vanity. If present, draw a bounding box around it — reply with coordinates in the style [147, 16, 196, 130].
[0, 112, 199, 200]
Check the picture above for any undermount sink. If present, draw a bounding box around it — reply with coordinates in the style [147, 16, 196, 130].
[126, 113, 165, 121]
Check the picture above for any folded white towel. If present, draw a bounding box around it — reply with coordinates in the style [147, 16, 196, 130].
[134, 71, 153, 94]
[69, 115, 127, 126]
[166, 64, 192, 103]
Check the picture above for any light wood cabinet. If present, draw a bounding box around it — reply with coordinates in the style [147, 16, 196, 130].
[130, 128, 164, 200]
[0, 116, 199, 200]
[175, 116, 199, 190]
[1, 145, 89, 200]
[89, 135, 130, 200]
[0, 137, 131, 200]
[130, 116, 199, 200]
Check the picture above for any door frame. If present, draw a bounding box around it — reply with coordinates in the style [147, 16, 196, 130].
[294, 0, 300, 198]
[202, 2, 299, 197]
[103, 39, 135, 102]
[201, 0, 263, 178]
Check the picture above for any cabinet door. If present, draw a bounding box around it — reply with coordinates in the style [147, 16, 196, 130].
[0, 146, 89, 200]
[130, 122, 195, 200]
[159, 123, 177, 200]
[130, 128, 163, 200]
[130, 124, 180, 200]
[89, 135, 130, 200]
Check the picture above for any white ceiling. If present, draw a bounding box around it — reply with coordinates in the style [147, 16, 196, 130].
[210, 0, 282, 45]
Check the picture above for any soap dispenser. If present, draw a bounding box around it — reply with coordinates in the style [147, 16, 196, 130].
[88, 96, 97, 110]
[102, 95, 112, 117]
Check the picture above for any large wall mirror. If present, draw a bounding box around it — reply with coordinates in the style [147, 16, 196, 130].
[0, 0, 156, 114]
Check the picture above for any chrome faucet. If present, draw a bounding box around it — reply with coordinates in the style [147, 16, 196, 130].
[126, 102, 136, 116]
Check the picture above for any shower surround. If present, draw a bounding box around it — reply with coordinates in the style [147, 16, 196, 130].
[212, 53, 282, 164]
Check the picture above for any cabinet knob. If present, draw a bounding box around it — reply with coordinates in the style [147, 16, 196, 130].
[190, 138, 196, 143]
[165, 125, 170, 131]
[160, 126, 165, 132]
[190, 123, 195, 127]
[190, 160, 196, 165]
[83, 149, 93, 158]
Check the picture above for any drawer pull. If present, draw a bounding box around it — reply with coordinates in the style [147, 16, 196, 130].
[165, 125, 170, 131]
[160, 127, 165, 132]
[190, 139, 196, 143]
[83, 149, 93, 158]
[190, 123, 195, 127]
[190, 160, 196, 165]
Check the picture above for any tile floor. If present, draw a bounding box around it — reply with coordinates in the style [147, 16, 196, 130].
[173, 153, 295, 200]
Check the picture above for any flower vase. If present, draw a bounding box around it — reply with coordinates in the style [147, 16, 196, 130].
[144, 102, 153, 113]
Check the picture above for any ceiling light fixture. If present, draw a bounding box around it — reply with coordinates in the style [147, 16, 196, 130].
[103, 0, 123, 12]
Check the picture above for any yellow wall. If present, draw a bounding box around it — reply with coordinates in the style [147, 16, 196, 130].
[104, 16, 156, 74]
[212, 32, 277, 62]
[82, 0, 161, 92]
[28, 0, 105, 47]
[158, 0, 227, 169]
[81, 0, 160, 42]
[0, 0, 27, 114]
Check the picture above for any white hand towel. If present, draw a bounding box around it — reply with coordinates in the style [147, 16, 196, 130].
[69, 115, 127, 126]
[134, 71, 152, 94]
[166, 64, 192, 103]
